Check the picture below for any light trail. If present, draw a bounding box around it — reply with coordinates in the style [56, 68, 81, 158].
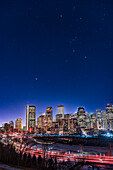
[33, 138, 53, 145]
[21, 146, 113, 165]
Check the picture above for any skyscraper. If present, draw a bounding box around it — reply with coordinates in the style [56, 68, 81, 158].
[106, 104, 113, 120]
[77, 107, 86, 129]
[106, 104, 113, 130]
[56, 105, 64, 121]
[46, 107, 53, 120]
[26, 105, 36, 131]
[57, 105, 64, 116]
[9, 121, 14, 127]
[96, 109, 102, 129]
[101, 110, 108, 130]
[77, 107, 85, 117]
[15, 118, 22, 131]
[9, 121, 14, 132]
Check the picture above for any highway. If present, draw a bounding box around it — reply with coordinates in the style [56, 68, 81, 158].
[20, 146, 113, 165]
[12, 137, 113, 167]
[1, 134, 113, 169]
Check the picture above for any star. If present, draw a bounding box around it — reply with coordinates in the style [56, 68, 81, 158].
[59, 14, 63, 18]
[35, 77, 38, 81]
[80, 17, 83, 20]
[73, 49, 75, 53]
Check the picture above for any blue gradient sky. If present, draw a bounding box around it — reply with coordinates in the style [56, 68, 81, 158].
[0, 0, 113, 126]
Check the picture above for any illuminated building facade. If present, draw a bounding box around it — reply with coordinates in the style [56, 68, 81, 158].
[85, 112, 90, 130]
[9, 121, 14, 132]
[77, 107, 86, 129]
[101, 110, 108, 130]
[26, 105, 36, 131]
[46, 107, 53, 120]
[56, 113, 63, 121]
[15, 118, 22, 131]
[9, 121, 14, 127]
[3, 123, 10, 133]
[96, 109, 102, 129]
[106, 104, 113, 130]
[90, 113, 97, 129]
[57, 105, 64, 118]
[2, 103, 113, 135]
[37, 114, 52, 134]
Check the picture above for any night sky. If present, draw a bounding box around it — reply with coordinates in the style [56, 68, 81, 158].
[0, 0, 113, 126]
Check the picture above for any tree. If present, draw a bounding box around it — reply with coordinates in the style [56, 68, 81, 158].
[23, 152, 27, 166]
[48, 158, 54, 169]
[19, 151, 22, 159]
[32, 154, 36, 167]
[54, 156, 57, 169]
[37, 155, 42, 164]
[26, 152, 31, 167]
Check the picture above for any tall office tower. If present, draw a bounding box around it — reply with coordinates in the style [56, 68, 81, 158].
[106, 104, 113, 119]
[15, 118, 22, 131]
[64, 114, 73, 119]
[57, 105, 64, 117]
[101, 110, 108, 130]
[38, 114, 52, 134]
[102, 110, 107, 119]
[96, 109, 102, 129]
[48, 117, 52, 128]
[38, 115, 43, 128]
[90, 113, 97, 129]
[46, 107, 53, 120]
[106, 104, 113, 130]
[62, 119, 69, 134]
[56, 113, 63, 121]
[77, 107, 85, 117]
[77, 107, 86, 129]
[9, 121, 14, 127]
[86, 112, 90, 118]
[56, 105, 64, 121]
[3, 123, 10, 132]
[97, 109, 102, 120]
[69, 118, 79, 134]
[26, 105, 36, 131]
[91, 113, 96, 119]
[9, 121, 14, 132]
[75, 112, 78, 119]
[85, 112, 90, 129]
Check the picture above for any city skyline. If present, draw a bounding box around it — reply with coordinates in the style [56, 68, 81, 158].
[0, 103, 112, 127]
[0, 0, 113, 125]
